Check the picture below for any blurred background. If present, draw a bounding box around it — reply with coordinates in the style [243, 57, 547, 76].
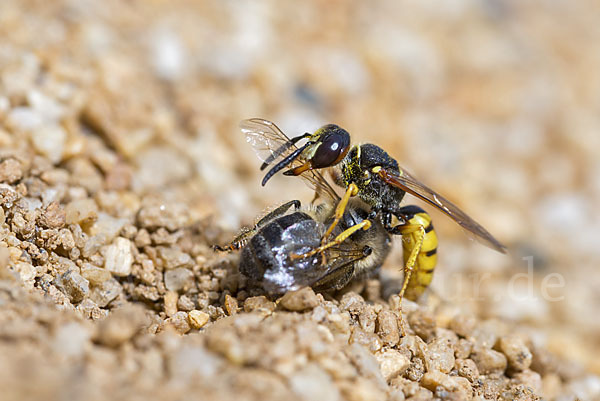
[2, 0, 599, 379]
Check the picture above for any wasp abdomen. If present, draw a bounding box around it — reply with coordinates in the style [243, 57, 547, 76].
[400, 206, 438, 301]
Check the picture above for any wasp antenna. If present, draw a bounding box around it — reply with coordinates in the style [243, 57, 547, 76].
[261, 142, 310, 186]
[260, 133, 311, 171]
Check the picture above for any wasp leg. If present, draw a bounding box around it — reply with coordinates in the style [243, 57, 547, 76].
[291, 218, 372, 260]
[213, 200, 301, 252]
[395, 206, 438, 302]
[323, 183, 359, 241]
[391, 222, 426, 337]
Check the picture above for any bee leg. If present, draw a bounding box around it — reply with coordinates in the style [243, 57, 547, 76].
[213, 200, 301, 252]
[392, 223, 426, 337]
[291, 218, 372, 260]
[255, 200, 301, 227]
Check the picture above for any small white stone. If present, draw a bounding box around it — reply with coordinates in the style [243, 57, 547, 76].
[289, 364, 341, 401]
[15, 261, 36, 288]
[65, 198, 98, 225]
[89, 212, 128, 242]
[376, 349, 410, 381]
[52, 322, 91, 358]
[27, 89, 65, 121]
[30, 124, 66, 164]
[151, 29, 186, 81]
[104, 237, 134, 277]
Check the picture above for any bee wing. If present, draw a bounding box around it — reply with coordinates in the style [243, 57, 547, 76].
[240, 118, 340, 202]
[378, 168, 507, 253]
[309, 246, 370, 290]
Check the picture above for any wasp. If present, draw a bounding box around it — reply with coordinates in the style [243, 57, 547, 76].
[241, 118, 506, 314]
[214, 197, 391, 295]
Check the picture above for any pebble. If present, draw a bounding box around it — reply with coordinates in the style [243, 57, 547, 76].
[341, 377, 387, 401]
[65, 198, 98, 225]
[404, 356, 426, 382]
[471, 345, 508, 374]
[95, 305, 147, 347]
[339, 292, 366, 315]
[164, 291, 178, 317]
[176, 294, 195, 311]
[158, 246, 193, 270]
[89, 278, 122, 307]
[168, 345, 223, 380]
[420, 370, 459, 392]
[38, 201, 66, 229]
[166, 311, 191, 334]
[14, 261, 36, 288]
[137, 202, 189, 231]
[30, 124, 66, 164]
[89, 213, 128, 243]
[188, 310, 210, 329]
[164, 268, 194, 292]
[376, 309, 400, 346]
[279, 287, 319, 311]
[358, 305, 378, 333]
[0, 158, 24, 183]
[134, 228, 151, 248]
[80, 263, 111, 285]
[52, 322, 91, 359]
[512, 369, 543, 394]
[455, 338, 474, 359]
[56, 270, 89, 303]
[289, 363, 341, 401]
[408, 309, 436, 341]
[425, 337, 456, 373]
[224, 294, 238, 315]
[495, 335, 532, 372]
[456, 358, 480, 382]
[346, 343, 387, 391]
[103, 237, 133, 277]
[349, 327, 383, 353]
[449, 313, 478, 338]
[375, 349, 410, 381]
[243, 295, 276, 315]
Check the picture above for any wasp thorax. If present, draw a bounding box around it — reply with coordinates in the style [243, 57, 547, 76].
[310, 124, 351, 168]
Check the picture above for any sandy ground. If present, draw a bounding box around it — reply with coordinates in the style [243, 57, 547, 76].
[1, 1, 599, 400]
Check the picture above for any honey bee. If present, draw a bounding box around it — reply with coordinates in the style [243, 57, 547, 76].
[214, 198, 391, 295]
[241, 118, 506, 309]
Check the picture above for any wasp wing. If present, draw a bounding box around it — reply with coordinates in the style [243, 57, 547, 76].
[378, 168, 506, 253]
[241, 118, 340, 202]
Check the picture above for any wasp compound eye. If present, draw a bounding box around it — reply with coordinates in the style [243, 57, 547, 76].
[310, 125, 351, 168]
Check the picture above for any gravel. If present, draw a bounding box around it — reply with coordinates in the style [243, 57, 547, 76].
[0, 1, 598, 401]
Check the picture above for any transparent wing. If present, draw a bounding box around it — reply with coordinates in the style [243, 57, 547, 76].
[241, 118, 340, 202]
[241, 118, 292, 164]
[378, 168, 507, 253]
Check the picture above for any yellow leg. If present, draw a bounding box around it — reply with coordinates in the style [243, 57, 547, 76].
[291, 219, 372, 260]
[322, 183, 359, 241]
[396, 223, 426, 337]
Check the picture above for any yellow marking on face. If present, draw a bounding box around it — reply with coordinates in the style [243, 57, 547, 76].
[371, 166, 382, 173]
[364, 179, 371, 185]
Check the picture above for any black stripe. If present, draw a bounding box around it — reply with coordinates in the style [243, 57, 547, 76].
[399, 205, 425, 218]
[425, 248, 437, 257]
[425, 222, 434, 233]
[421, 267, 435, 273]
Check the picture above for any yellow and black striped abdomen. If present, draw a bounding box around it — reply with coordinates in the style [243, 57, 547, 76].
[401, 206, 438, 301]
